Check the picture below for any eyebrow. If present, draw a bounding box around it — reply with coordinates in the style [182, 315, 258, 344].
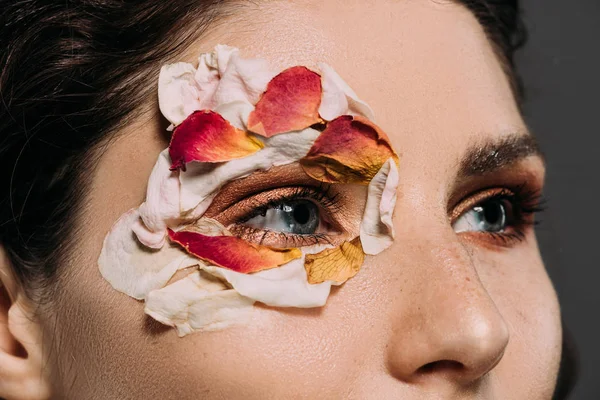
[458, 134, 544, 178]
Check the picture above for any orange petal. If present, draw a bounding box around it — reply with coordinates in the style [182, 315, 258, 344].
[168, 229, 302, 274]
[304, 237, 364, 284]
[300, 115, 399, 184]
[169, 110, 263, 171]
[247, 66, 323, 137]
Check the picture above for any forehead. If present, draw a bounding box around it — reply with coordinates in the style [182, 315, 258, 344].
[193, 0, 524, 176]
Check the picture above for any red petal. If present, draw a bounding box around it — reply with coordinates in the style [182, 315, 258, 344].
[247, 66, 323, 137]
[300, 115, 399, 184]
[169, 110, 263, 171]
[168, 229, 301, 274]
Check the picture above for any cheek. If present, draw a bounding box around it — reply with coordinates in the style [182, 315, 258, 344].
[475, 244, 562, 397]
[48, 252, 385, 398]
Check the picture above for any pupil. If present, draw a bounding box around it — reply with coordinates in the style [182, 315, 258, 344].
[479, 201, 506, 232]
[484, 201, 502, 225]
[293, 203, 311, 225]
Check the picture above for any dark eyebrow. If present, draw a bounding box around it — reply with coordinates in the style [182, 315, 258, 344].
[458, 134, 544, 178]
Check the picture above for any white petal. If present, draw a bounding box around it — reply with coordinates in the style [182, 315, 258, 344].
[98, 209, 199, 300]
[213, 52, 275, 106]
[214, 101, 254, 131]
[145, 270, 255, 336]
[134, 149, 180, 249]
[360, 159, 399, 255]
[213, 44, 239, 75]
[184, 217, 231, 236]
[179, 127, 321, 213]
[193, 53, 220, 110]
[202, 247, 333, 308]
[158, 62, 202, 126]
[318, 62, 375, 121]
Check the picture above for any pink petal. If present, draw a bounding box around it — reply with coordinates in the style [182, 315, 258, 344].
[248, 66, 323, 137]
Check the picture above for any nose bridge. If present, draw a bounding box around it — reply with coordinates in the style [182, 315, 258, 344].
[385, 227, 510, 385]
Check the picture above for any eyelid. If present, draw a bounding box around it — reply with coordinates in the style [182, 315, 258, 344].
[451, 185, 545, 249]
[450, 188, 511, 224]
[216, 185, 341, 228]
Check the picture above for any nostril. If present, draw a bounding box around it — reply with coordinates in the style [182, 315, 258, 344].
[418, 360, 465, 375]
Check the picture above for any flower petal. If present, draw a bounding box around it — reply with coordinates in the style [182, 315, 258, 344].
[304, 237, 364, 284]
[179, 127, 320, 213]
[168, 229, 302, 274]
[248, 66, 323, 137]
[169, 110, 264, 170]
[213, 50, 275, 107]
[360, 159, 399, 255]
[158, 62, 202, 127]
[300, 115, 399, 184]
[133, 149, 180, 249]
[318, 62, 375, 121]
[144, 270, 255, 336]
[98, 209, 200, 300]
[191, 53, 220, 110]
[202, 248, 333, 308]
[214, 101, 254, 130]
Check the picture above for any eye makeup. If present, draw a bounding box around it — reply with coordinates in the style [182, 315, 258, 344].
[99, 44, 399, 335]
[451, 184, 545, 248]
[226, 186, 344, 248]
[204, 167, 366, 248]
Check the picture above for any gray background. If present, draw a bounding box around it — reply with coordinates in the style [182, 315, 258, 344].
[516, 0, 599, 398]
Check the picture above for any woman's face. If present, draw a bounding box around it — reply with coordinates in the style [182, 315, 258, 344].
[45, 1, 561, 398]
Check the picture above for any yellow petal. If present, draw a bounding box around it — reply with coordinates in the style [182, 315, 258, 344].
[304, 237, 364, 284]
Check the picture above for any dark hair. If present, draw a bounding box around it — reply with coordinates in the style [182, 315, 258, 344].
[0, 0, 576, 397]
[0, 0, 233, 299]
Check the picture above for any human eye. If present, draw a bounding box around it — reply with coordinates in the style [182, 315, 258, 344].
[451, 185, 545, 247]
[216, 184, 350, 248]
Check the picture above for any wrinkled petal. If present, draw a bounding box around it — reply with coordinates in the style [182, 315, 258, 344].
[248, 66, 323, 137]
[214, 101, 254, 131]
[213, 51, 275, 107]
[360, 159, 399, 255]
[304, 237, 364, 284]
[192, 53, 220, 110]
[168, 229, 302, 274]
[202, 246, 333, 308]
[184, 217, 231, 236]
[145, 270, 254, 337]
[133, 149, 180, 249]
[318, 62, 375, 121]
[212, 44, 239, 75]
[301, 115, 399, 184]
[158, 62, 202, 127]
[98, 209, 200, 300]
[179, 127, 321, 212]
[169, 110, 264, 170]
[159, 45, 266, 128]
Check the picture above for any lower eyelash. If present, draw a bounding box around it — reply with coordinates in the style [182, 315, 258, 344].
[481, 186, 546, 246]
[228, 225, 334, 247]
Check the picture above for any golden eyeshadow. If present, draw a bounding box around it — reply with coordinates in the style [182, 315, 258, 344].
[202, 163, 367, 241]
[450, 187, 509, 223]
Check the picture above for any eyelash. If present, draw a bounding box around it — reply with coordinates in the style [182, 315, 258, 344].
[455, 183, 546, 246]
[228, 185, 343, 247]
[226, 181, 546, 249]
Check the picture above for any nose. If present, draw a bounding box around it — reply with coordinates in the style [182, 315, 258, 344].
[385, 235, 510, 386]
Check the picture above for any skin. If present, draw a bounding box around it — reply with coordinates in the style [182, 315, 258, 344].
[0, 0, 561, 399]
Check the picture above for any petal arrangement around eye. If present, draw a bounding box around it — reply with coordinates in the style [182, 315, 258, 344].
[98, 45, 399, 336]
